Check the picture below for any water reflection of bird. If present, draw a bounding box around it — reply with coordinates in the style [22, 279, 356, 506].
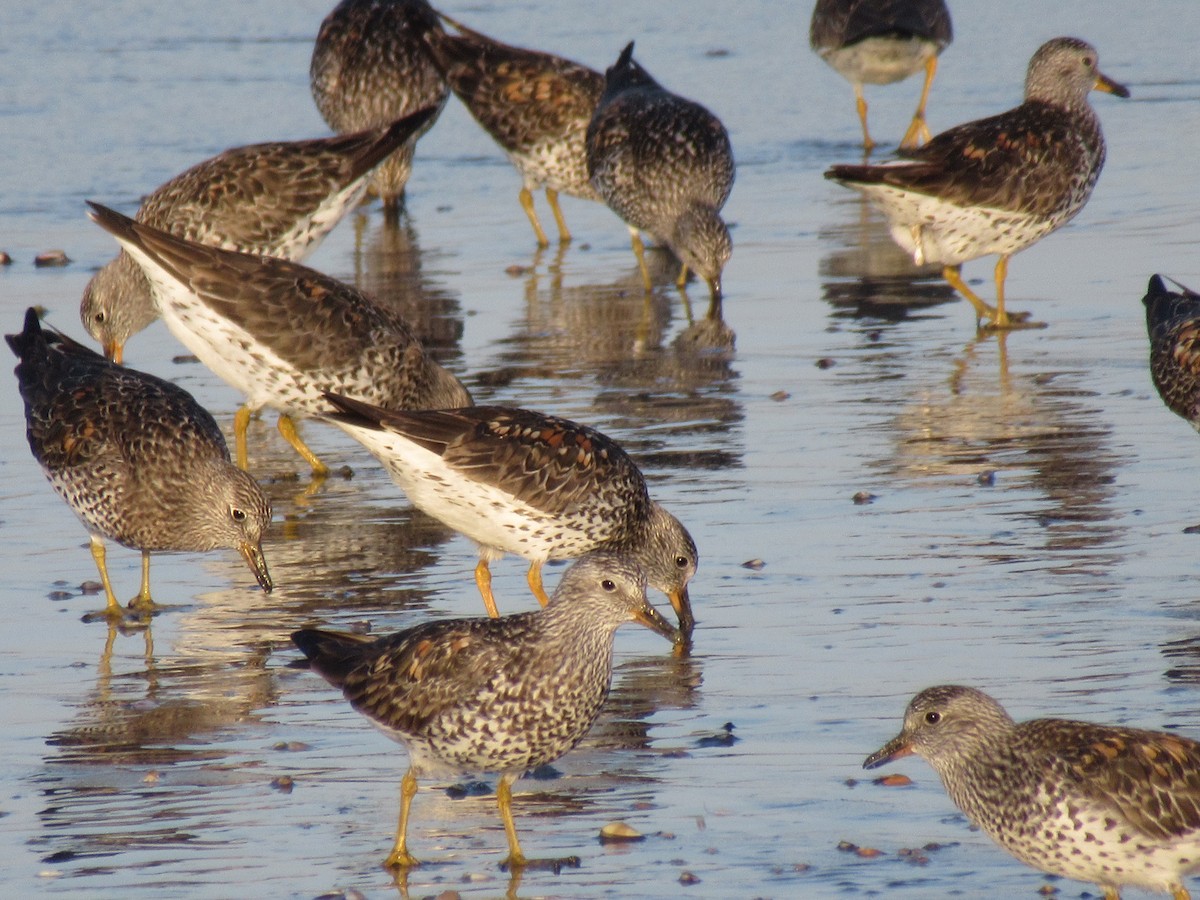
[587, 42, 734, 308]
[866, 685, 1200, 900]
[346, 213, 466, 357]
[310, 0, 449, 215]
[879, 332, 1124, 561]
[423, 11, 604, 247]
[79, 109, 437, 364]
[819, 195, 957, 323]
[826, 37, 1129, 329]
[7, 309, 273, 622]
[810, 0, 952, 151]
[86, 203, 472, 478]
[322, 392, 698, 639]
[291, 554, 677, 870]
[1143, 275, 1200, 431]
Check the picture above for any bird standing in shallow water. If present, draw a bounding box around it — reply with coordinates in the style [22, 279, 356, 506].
[810, 0, 952, 151]
[826, 37, 1128, 330]
[422, 11, 605, 247]
[7, 308, 272, 621]
[322, 392, 698, 640]
[80, 108, 437, 365]
[1143, 275, 1200, 431]
[292, 553, 678, 869]
[587, 41, 734, 314]
[86, 202, 471, 478]
[865, 685, 1200, 899]
[310, 0, 448, 215]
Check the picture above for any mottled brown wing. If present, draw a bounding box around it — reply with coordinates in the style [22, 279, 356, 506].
[1032, 719, 1200, 842]
[812, 0, 951, 50]
[335, 618, 529, 733]
[435, 407, 650, 518]
[428, 30, 602, 155]
[887, 101, 1096, 216]
[1144, 277, 1200, 423]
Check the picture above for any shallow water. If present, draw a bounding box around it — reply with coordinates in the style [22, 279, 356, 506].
[2, 1, 1200, 897]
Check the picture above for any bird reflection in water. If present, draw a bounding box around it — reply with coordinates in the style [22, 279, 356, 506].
[820, 195, 957, 323]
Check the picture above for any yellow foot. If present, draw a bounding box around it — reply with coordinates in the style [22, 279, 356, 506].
[81, 604, 153, 627]
[979, 311, 1046, 333]
[384, 849, 419, 869]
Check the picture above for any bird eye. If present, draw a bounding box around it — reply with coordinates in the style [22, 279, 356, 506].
[925, 711, 941, 724]
[231, 506, 247, 523]
[93, 312, 106, 324]
[601, 579, 616, 592]
[675, 555, 689, 569]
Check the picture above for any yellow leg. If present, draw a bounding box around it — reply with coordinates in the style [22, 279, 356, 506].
[277, 414, 329, 477]
[900, 55, 938, 150]
[676, 263, 689, 289]
[89, 536, 121, 615]
[942, 265, 997, 324]
[527, 562, 551, 607]
[545, 188, 572, 244]
[497, 774, 527, 870]
[630, 230, 653, 293]
[1170, 884, 1190, 900]
[129, 550, 154, 610]
[854, 85, 875, 151]
[384, 769, 420, 869]
[233, 405, 252, 471]
[475, 559, 501, 618]
[519, 187, 550, 248]
[993, 256, 1010, 328]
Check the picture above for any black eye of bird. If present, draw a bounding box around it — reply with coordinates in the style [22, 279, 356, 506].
[231, 507, 247, 523]
[925, 711, 941, 725]
[675, 556, 689, 569]
[601, 579, 616, 592]
[94, 312, 106, 324]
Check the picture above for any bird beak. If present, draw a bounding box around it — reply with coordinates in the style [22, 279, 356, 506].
[1094, 72, 1130, 99]
[104, 340, 123, 365]
[240, 542, 273, 593]
[632, 600, 679, 643]
[863, 734, 913, 770]
[668, 586, 695, 641]
[706, 274, 722, 303]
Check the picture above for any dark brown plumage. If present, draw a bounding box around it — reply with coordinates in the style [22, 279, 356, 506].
[85, 202, 471, 477]
[310, 0, 449, 212]
[423, 11, 604, 246]
[80, 109, 437, 364]
[810, 0, 952, 149]
[322, 393, 697, 638]
[866, 685, 1200, 899]
[825, 37, 1128, 329]
[292, 553, 677, 869]
[7, 308, 272, 620]
[1144, 275, 1200, 429]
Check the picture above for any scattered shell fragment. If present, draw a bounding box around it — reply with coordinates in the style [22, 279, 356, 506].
[270, 775, 294, 793]
[599, 821, 645, 843]
[678, 871, 701, 885]
[0, 251, 12, 265]
[815, 357, 835, 369]
[741, 558, 765, 570]
[852, 491, 876, 505]
[769, 390, 790, 401]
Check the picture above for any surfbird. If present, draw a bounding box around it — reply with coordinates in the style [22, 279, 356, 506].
[423, 10, 604, 246]
[7, 308, 272, 620]
[322, 392, 697, 639]
[310, 0, 449, 214]
[291, 553, 677, 869]
[80, 109, 437, 365]
[85, 202, 472, 477]
[586, 41, 734, 309]
[810, 0, 953, 150]
[865, 685, 1200, 899]
[1143, 275, 1200, 431]
[826, 37, 1128, 330]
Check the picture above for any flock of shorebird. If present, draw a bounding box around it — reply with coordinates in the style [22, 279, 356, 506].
[9, 0, 1200, 895]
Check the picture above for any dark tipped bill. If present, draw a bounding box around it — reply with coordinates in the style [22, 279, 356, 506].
[241, 542, 273, 593]
[1094, 72, 1130, 98]
[669, 586, 694, 641]
[633, 599, 679, 643]
[863, 734, 914, 770]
